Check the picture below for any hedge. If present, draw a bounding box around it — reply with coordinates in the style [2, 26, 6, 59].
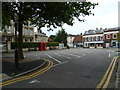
[11, 42, 39, 49]
[11, 42, 59, 49]
[46, 42, 59, 46]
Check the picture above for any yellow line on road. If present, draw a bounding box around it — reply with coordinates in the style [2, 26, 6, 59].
[0, 60, 53, 87]
[96, 56, 119, 89]
[0, 60, 50, 85]
[102, 56, 118, 89]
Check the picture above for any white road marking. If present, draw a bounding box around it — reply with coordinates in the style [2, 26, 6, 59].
[82, 54, 86, 56]
[54, 53, 71, 59]
[45, 54, 62, 64]
[58, 51, 80, 57]
[61, 52, 81, 57]
[109, 52, 111, 57]
[29, 79, 40, 84]
[52, 61, 68, 67]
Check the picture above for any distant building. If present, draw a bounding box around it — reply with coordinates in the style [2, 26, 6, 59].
[34, 30, 48, 42]
[104, 27, 120, 48]
[73, 33, 83, 48]
[83, 28, 104, 48]
[83, 27, 120, 48]
[67, 34, 79, 47]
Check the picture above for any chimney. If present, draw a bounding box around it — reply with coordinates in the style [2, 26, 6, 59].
[80, 33, 82, 35]
[96, 28, 98, 30]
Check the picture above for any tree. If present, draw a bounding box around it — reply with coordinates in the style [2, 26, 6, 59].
[54, 29, 68, 45]
[49, 35, 56, 42]
[2, 2, 98, 60]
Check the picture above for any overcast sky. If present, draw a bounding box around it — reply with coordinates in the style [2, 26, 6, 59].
[38, 0, 119, 36]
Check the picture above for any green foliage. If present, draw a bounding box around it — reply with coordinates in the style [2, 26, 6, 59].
[3, 2, 97, 59]
[11, 42, 59, 49]
[49, 35, 56, 41]
[46, 42, 59, 46]
[117, 30, 120, 42]
[11, 42, 39, 49]
[54, 29, 68, 45]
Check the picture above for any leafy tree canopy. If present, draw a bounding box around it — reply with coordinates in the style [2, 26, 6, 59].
[54, 28, 68, 45]
[2, 2, 98, 29]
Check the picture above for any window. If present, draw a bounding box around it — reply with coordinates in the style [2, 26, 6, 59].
[113, 34, 117, 39]
[100, 36, 103, 41]
[8, 26, 11, 32]
[93, 37, 96, 41]
[96, 37, 98, 41]
[107, 34, 110, 39]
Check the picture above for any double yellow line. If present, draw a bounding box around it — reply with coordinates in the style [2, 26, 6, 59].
[0, 59, 53, 87]
[96, 56, 119, 89]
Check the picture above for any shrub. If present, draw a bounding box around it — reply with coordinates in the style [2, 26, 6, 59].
[11, 42, 39, 49]
[46, 42, 59, 46]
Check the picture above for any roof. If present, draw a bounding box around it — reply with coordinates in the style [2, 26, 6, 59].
[68, 34, 79, 37]
[84, 29, 104, 35]
[73, 35, 82, 42]
[104, 27, 120, 32]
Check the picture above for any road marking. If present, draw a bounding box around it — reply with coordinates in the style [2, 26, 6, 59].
[108, 53, 111, 57]
[29, 79, 40, 84]
[60, 52, 81, 58]
[54, 53, 71, 59]
[102, 56, 118, 88]
[0, 59, 53, 87]
[52, 61, 68, 67]
[45, 54, 62, 64]
[96, 56, 119, 89]
[82, 54, 86, 56]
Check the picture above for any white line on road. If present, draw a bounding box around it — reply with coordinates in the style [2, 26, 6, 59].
[52, 61, 68, 67]
[54, 53, 72, 59]
[29, 79, 40, 84]
[109, 52, 111, 57]
[45, 54, 62, 64]
[61, 52, 81, 58]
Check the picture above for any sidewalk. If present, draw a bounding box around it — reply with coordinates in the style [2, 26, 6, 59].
[1, 56, 46, 81]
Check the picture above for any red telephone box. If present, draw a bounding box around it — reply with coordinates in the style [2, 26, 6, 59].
[43, 42, 47, 50]
[39, 42, 43, 50]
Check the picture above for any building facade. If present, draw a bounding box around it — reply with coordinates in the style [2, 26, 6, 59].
[0, 20, 48, 52]
[104, 27, 120, 48]
[34, 30, 48, 42]
[73, 34, 83, 48]
[67, 34, 79, 47]
[83, 27, 120, 48]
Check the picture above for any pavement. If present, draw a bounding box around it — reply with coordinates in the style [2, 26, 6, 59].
[1, 55, 46, 82]
[115, 48, 120, 88]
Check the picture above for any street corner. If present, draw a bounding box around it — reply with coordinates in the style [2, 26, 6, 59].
[1, 58, 48, 82]
[0, 59, 53, 88]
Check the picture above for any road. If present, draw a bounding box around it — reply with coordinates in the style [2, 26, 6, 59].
[2, 48, 118, 88]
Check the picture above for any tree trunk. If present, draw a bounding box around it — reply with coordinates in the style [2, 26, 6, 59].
[17, 2, 24, 60]
[18, 20, 24, 60]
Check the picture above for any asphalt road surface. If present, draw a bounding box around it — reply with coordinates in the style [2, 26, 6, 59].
[2, 48, 118, 88]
